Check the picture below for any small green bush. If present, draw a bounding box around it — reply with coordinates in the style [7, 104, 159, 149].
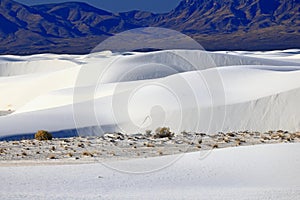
[35, 130, 53, 141]
[154, 127, 174, 139]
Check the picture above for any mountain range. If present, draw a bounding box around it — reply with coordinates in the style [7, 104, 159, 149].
[0, 0, 299, 54]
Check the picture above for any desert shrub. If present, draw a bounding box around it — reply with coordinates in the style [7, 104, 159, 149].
[158, 150, 163, 156]
[67, 152, 73, 157]
[82, 151, 93, 157]
[35, 130, 53, 141]
[77, 143, 85, 148]
[48, 154, 56, 159]
[146, 143, 155, 147]
[0, 148, 5, 154]
[154, 127, 174, 139]
[145, 130, 152, 136]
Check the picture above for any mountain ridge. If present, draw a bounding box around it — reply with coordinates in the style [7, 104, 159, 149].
[0, 0, 299, 54]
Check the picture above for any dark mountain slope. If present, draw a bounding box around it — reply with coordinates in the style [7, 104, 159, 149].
[0, 0, 299, 54]
[32, 2, 139, 34]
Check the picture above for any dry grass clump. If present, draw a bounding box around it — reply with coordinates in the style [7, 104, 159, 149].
[67, 152, 73, 157]
[48, 154, 56, 159]
[154, 127, 174, 139]
[224, 137, 230, 143]
[82, 151, 93, 157]
[146, 143, 155, 148]
[145, 130, 152, 136]
[158, 150, 163, 156]
[77, 143, 85, 148]
[35, 130, 53, 141]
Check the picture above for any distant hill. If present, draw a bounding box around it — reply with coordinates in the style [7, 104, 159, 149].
[0, 0, 299, 54]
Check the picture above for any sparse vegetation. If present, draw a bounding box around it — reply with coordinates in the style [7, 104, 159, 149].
[67, 152, 73, 157]
[158, 150, 163, 156]
[0, 129, 299, 162]
[145, 130, 152, 136]
[224, 137, 230, 143]
[82, 151, 93, 157]
[146, 143, 155, 148]
[154, 127, 174, 139]
[77, 143, 85, 148]
[35, 130, 53, 141]
[198, 138, 203, 144]
[48, 154, 56, 159]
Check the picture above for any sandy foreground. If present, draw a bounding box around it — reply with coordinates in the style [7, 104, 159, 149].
[0, 142, 299, 199]
[0, 131, 299, 199]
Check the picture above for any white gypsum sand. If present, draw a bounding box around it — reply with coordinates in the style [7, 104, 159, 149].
[0, 50, 300, 137]
[0, 143, 299, 200]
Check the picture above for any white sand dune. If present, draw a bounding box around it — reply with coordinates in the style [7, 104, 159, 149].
[0, 143, 299, 199]
[0, 50, 300, 137]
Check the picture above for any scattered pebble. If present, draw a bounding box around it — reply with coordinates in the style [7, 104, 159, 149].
[0, 130, 299, 162]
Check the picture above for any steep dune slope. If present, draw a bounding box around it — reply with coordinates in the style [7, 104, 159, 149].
[0, 50, 299, 137]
